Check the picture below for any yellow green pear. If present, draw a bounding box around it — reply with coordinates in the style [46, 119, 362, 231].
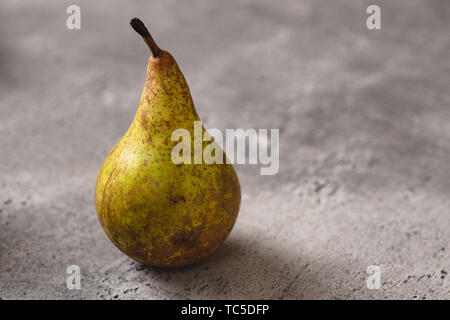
[95, 18, 241, 267]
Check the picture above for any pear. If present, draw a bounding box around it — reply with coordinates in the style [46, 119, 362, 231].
[95, 18, 241, 267]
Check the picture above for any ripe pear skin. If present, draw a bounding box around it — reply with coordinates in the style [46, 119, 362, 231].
[95, 19, 241, 268]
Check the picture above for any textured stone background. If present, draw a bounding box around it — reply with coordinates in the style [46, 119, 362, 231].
[1, 0, 449, 299]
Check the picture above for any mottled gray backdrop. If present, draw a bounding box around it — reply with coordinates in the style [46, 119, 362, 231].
[1, 0, 449, 299]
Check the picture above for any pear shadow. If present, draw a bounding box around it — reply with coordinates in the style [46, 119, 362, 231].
[135, 235, 347, 299]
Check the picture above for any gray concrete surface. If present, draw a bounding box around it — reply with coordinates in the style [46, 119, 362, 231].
[1, 0, 450, 299]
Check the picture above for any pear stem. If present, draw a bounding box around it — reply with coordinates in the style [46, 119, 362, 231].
[130, 18, 162, 57]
